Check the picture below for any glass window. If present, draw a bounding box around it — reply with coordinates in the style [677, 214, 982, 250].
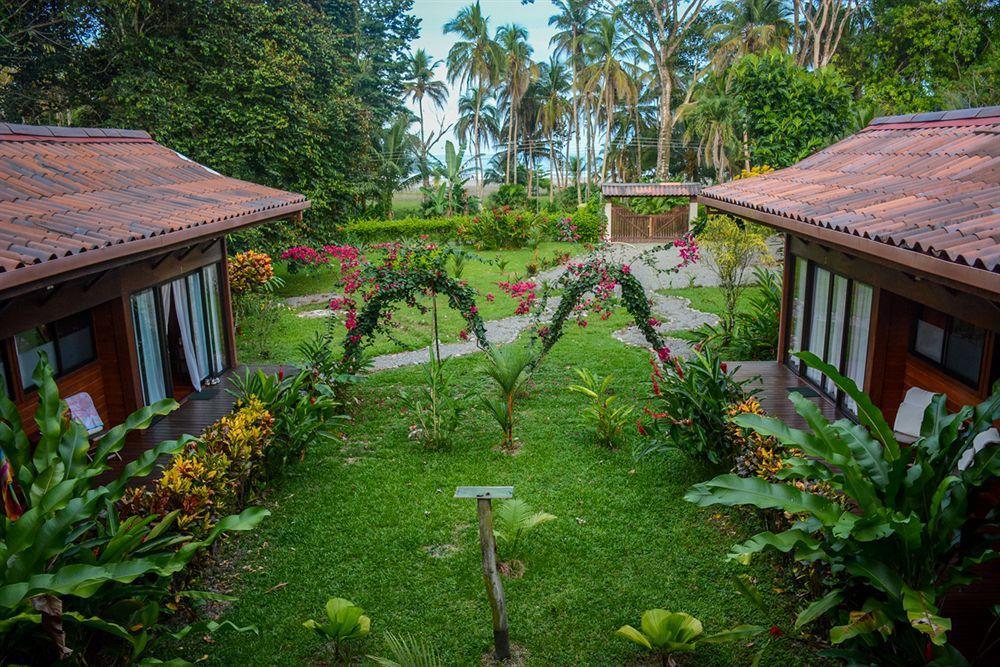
[1, 353, 11, 398]
[844, 283, 873, 414]
[186, 272, 211, 381]
[945, 320, 985, 385]
[806, 268, 831, 384]
[131, 289, 168, 405]
[201, 264, 227, 375]
[14, 311, 96, 389]
[788, 257, 808, 368]
[912, 310, 986, 387]
[823, 276, 849, 394]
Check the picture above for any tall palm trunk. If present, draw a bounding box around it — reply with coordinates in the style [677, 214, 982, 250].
[549, 130, 557, 204]
[656, 62, 673, 180]
[419, 97, 429, 189]
[505, 94, 515, 183]
[585, 96, 594, 199]
[513, 111, 519, 184]
[572, 33, 582, 206]
[634, 102, 641, 179]
[601, 86, 613, 183]
[474, 82, 483, 198]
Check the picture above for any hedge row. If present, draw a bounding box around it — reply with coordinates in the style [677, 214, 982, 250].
[345, 216, 468, 243]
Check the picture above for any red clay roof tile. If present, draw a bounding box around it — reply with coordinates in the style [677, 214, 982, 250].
[0, 123, 308, 289]
[601, 182, 701, 197]
[700, 107, 1000, 276]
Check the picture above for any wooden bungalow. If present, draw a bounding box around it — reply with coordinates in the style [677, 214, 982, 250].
[698, 106, 1000, 430]
[0, 122, 309, 453]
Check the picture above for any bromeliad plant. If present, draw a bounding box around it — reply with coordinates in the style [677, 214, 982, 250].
[616, 609, 763, 667]
[568, 368, 634, 448]
[685, 351, 1000, 665]
[0, 355, 268, 663]
[304, 597, 371, 665]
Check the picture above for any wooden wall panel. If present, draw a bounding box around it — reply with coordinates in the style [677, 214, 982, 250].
[15, 361, 107, 436]
[903, 355, 985, 412]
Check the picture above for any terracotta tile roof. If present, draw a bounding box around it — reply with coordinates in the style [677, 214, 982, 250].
[0, 122, 309, 288]
[699, 107, 1000, 279]
[602, 182, 701, 197]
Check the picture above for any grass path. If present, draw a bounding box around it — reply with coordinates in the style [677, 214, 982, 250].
[181, 312, 806, 666]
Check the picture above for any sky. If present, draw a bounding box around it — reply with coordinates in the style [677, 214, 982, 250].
[405, 1, 560, 161]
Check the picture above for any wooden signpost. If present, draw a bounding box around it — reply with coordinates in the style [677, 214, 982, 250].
[455, 485, 513, 661]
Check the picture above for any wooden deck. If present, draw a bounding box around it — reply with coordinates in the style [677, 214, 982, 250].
[728, 360, 846, 430]
[113, 364, 287, 479]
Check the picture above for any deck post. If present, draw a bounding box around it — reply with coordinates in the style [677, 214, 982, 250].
[688, 200, 698, 229]
[604, 202, 613, 241]
[456, 486, 513, 661]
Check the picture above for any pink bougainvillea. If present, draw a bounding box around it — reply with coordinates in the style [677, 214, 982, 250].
[497, 280, 537, 315]
[674, 232, 700, 266]
[281, 246, 329, 270]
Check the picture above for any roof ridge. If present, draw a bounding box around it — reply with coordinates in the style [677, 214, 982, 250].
[868, 106, 1000, 126]
[0, 122, 151, 140]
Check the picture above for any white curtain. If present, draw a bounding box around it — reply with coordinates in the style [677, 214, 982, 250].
[172, 279, 204, 392]
[131, 289, 167, 405]
[806, 268, 831, 383]
[844, 283, 873, 414]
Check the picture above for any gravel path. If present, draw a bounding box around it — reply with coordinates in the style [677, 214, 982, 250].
[611, 293, 718, 360]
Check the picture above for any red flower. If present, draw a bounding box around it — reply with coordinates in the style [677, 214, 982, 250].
[637, 419, 647, 436]
[621, 264, 631, 274]
[720, 362, 728, 373]
[458, 329, 469, 341]
[769, 626, 783, 637]
[486, 293, 495, 302]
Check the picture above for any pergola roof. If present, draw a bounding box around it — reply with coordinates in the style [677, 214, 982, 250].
[601, 182, 701, 197]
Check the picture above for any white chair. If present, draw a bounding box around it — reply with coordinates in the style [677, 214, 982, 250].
[892, 386, 936, 444]
[65, 392, 104, 436]
[958, 427, 1000, 471]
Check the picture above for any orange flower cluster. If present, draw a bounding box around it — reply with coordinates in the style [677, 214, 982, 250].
[228, 250, 275, 294]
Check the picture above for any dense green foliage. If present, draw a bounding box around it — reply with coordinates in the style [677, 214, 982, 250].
[0, 357, 267, 663]
[1, 1, 417, 250]
[346, 216, 469, 244]
[687, 352, 1000, 664]
[730, 49, 853, 168]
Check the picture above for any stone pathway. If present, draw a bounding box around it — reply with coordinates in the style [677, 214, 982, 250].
[283, 291, 340, 308]
[611, 293, 719, 360]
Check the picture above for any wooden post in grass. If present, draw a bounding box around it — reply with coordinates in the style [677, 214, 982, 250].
[455, 486, 513, 661]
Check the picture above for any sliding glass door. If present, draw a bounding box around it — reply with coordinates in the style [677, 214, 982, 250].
[786, 256, 873, 415]
[131, 263, 229, 406]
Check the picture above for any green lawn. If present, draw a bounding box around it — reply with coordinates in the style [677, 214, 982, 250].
[181, 295, 809, 664]
[657, 285, 763, 320]
[240, 243, 581, 365]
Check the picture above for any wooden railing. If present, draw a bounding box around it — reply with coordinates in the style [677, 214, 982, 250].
[609, 205, 688, 242]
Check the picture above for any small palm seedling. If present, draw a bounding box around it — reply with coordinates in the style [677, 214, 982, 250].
[400, 358, 464, 450]
[368, 632, 442, 667]
[493, 498, 556, 569]
[568, 367, 634, 448]
[481, 345, 535, 450]
[304, 597, 371, 664]
[617, 609, 762, 667]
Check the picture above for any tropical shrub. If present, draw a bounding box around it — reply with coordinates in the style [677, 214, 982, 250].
[695, 266, 781, 360]
[616, 609, 762, 666]
[345, 216, 467, 244]
[461, 206, 536, 250]
[481, 345, 535, 451]
[537, 207, 602, 243]
[636, 348, 753, 467]
[685, 351, 1000, 664]
[399, 359, 465, 451]
[228, 250, 278, 294]
[487, 183, 529, 209]
[612, 196, 688, 215]
[698, 214, 773, 333]
[228, 366, 346, 471]
[568, 368, 634, 448]
[0, 356, 267, 663]
[304, 597, 371, 665]
[281, 245, 330, 274]
[493, 498, 556, 564]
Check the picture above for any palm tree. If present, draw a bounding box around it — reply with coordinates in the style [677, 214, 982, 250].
[403, 49, 449, 189]
[495, 24, 538, 184]
[445, 2, 502, 198]
[710, 0, 792, 69]
[677, 73, 737, 182]
[581, 15, 637, 184]
[549, 0, 592, 205]
[536, 57, 571, 203]
[456, 89, 501, 167]
[374, 114, 418, 215]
